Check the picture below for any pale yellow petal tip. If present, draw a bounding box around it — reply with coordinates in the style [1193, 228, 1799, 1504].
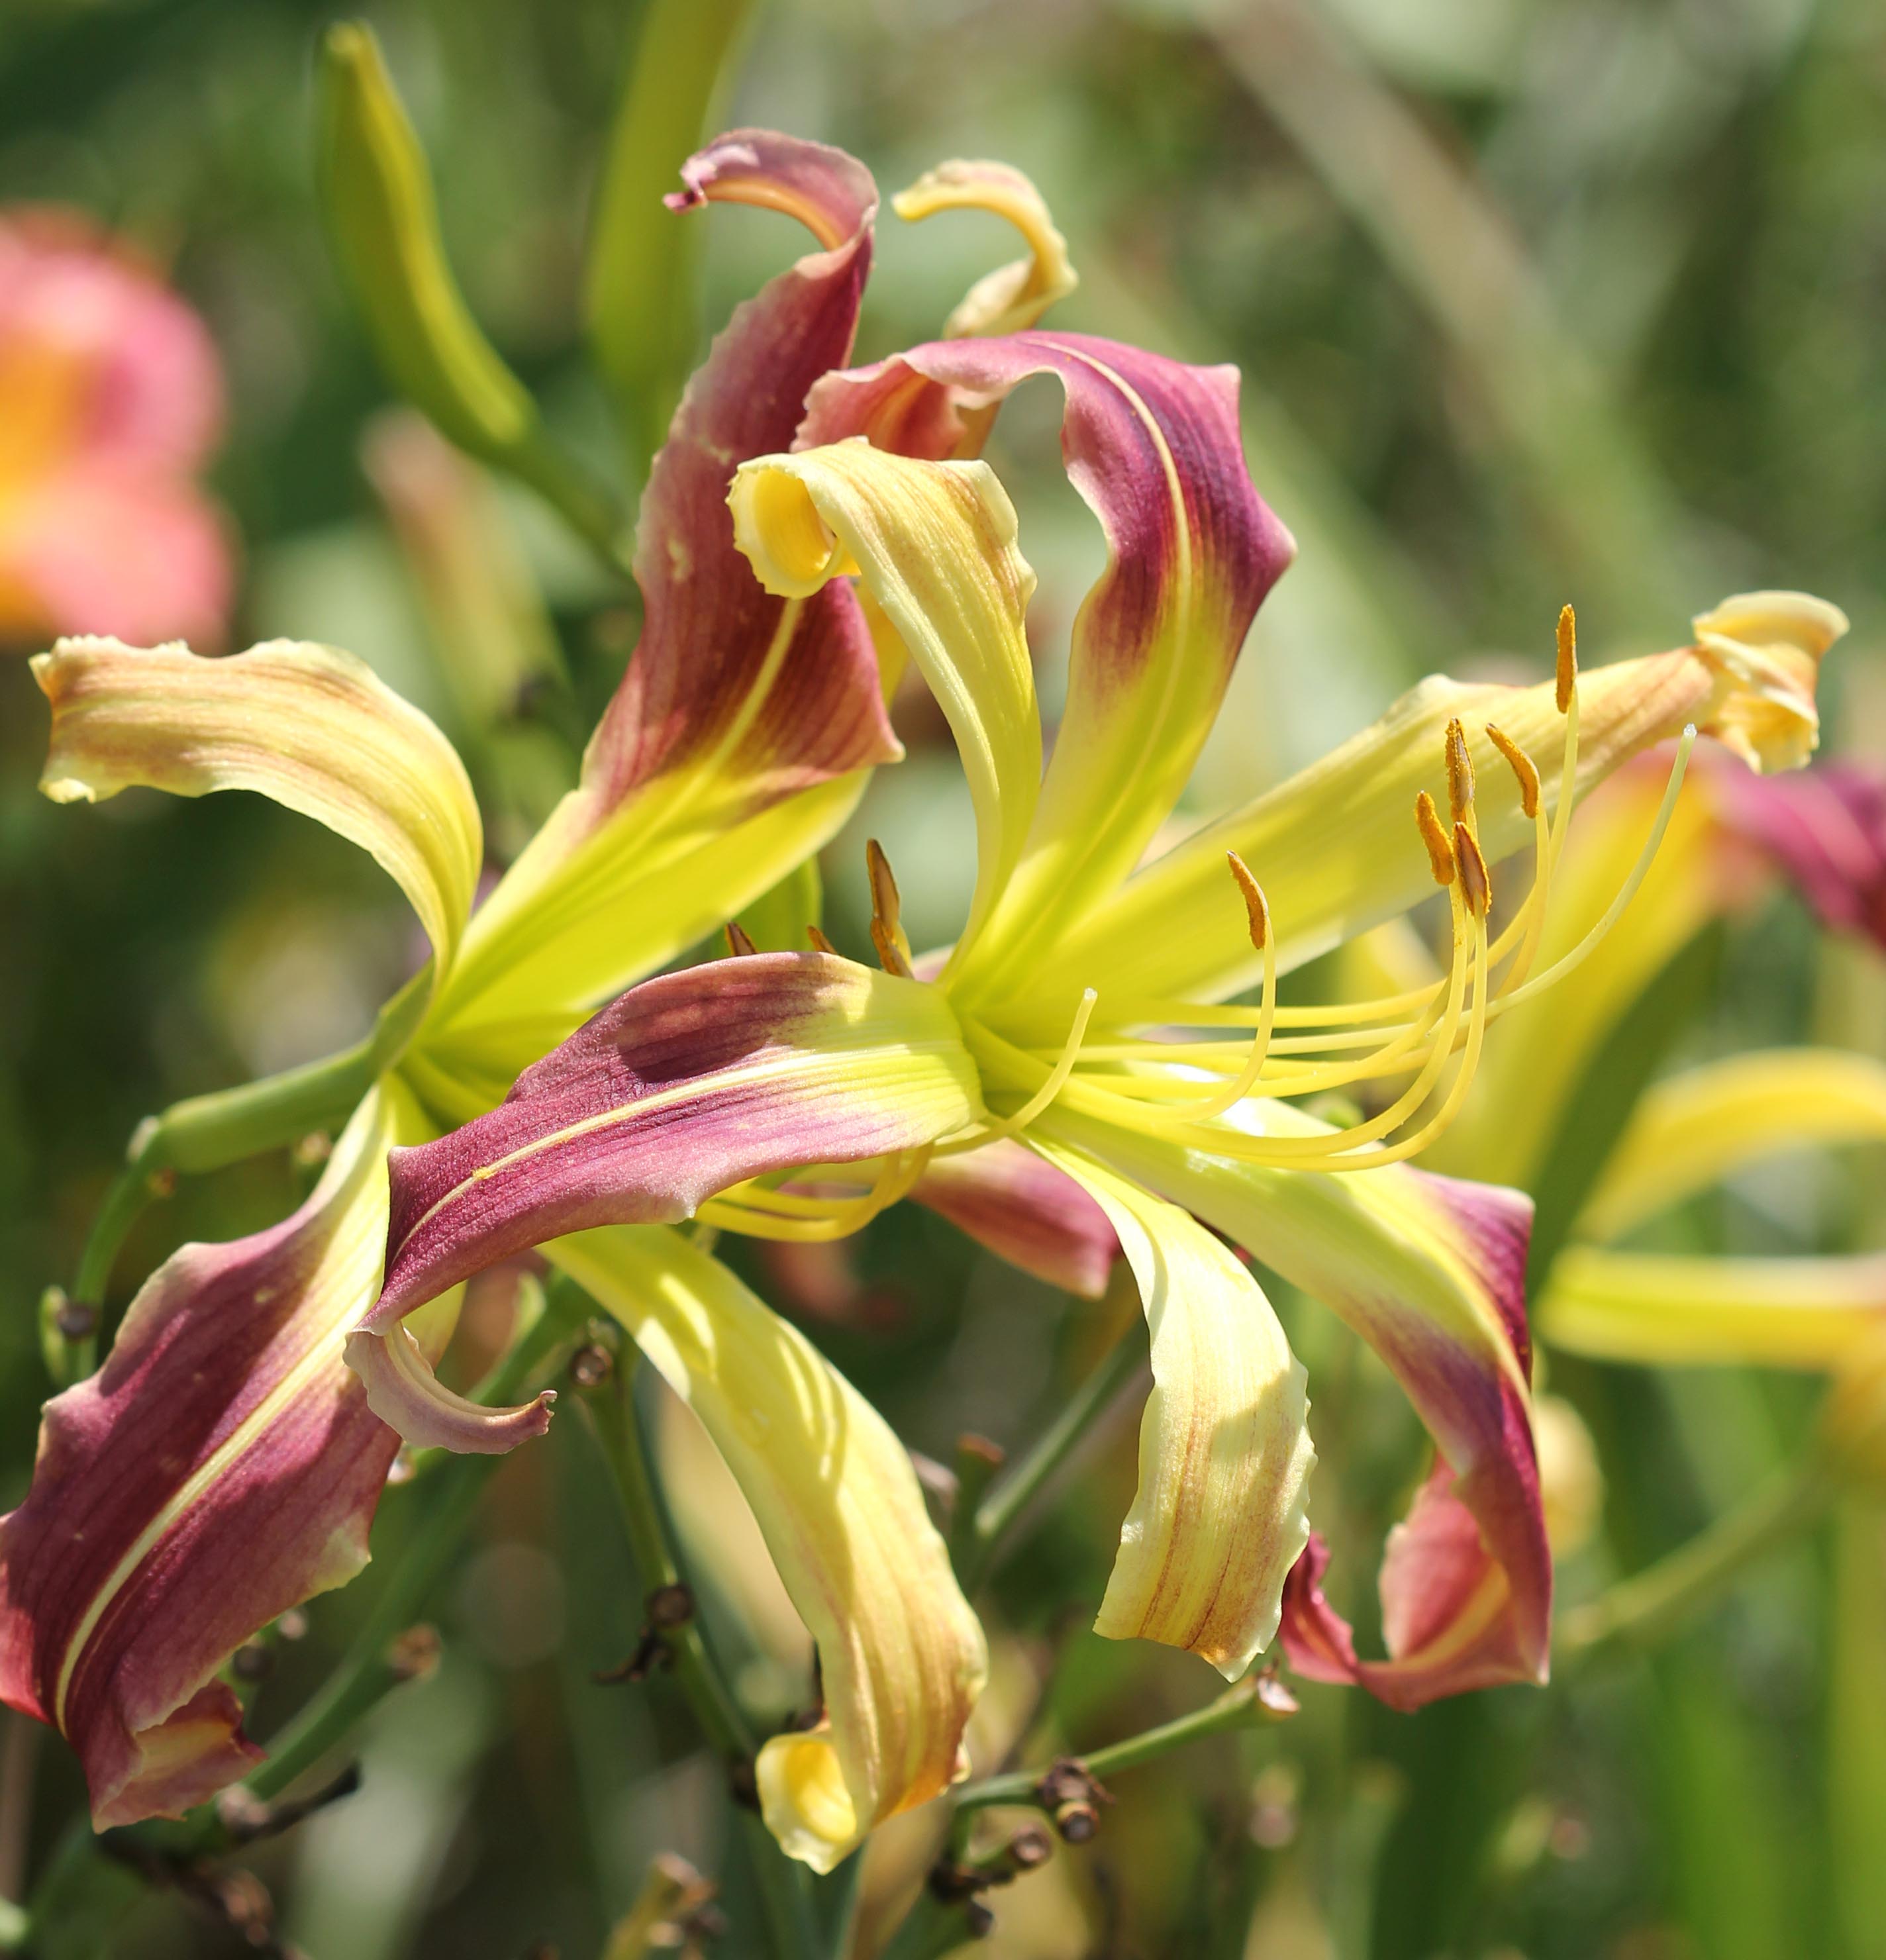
[1690, 588, 1848, 774]
[38, 775, 99, 806]
[728, 458, 850, 599]
[754, 1732, 862, 1875]
[893, 158, 1078, 338]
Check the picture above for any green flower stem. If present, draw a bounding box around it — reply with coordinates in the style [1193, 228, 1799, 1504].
[954, 1319, 1148, 1593]
[1559, 1457, 1834, 1666]
[575, 1347, 822, 1960]
[952, 1673, 1291, 1816]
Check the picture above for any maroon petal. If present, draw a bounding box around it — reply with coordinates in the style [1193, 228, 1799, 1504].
[0, 1091, 405, 1826]
[1278, 1469, 1538, 1712]
[1712, 754, 1886, 951]
[373, 954, 981, 1324]
[909, 1140, 1118, 1297]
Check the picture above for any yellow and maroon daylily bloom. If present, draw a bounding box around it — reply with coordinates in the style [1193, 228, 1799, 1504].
[360, 136, 1848, 1808]
[0, 131, 1035, 1842]
[0, 210, 230, 650]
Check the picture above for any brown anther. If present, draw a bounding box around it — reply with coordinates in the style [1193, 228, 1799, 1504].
[1444, 718, 1475, 828]
[1054, 1800, 1100, 1843]
[1485, 723, 1540, 820]
[232, 1641, 273, 1683]
[724, 920, 758, 957]
[1555, 604, 1577, 713]
[568, 1342, 614, 1388]
[1225, 851, 1269, 952]
[1455, 824, 1491, 919]
[1007, 1825, 1054, 1870]
[928, 1859, 989, 1904]
[594, 1629, 667, 1685]
[1414, 793, 1456, 887]
[866, 838, 915, 977]
[957, 1432, 1005, 1471]
[386, 1623, 442, 1683]
[1034, 1755, 1114, 1818]
[646, 1583, 695, 1630]
[807, 924, 838, 954]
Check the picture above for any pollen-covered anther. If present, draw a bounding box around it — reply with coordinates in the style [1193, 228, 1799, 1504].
[724, 920, 758, 957]
[1444, 718, 1475, 829]
[864, 837, 915, 978]
[1225, 850, 1269, 952]
[1485, 722, 1540, 819]
[1555, 603, 1578, 714]
[806, 925, 838, 955]
[1454, 824, 1491, 920]
[1414, 792, 1456, 887]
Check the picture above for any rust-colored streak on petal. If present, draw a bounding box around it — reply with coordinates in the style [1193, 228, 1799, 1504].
[373, 954, 981, 1324]
[909, 1140, 1118, 1297]
[0, 1091, 406, 1827]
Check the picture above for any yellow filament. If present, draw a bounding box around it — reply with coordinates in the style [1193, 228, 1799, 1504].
[937, 988, 1099, 1153]
[699, 1150, 928, 1242]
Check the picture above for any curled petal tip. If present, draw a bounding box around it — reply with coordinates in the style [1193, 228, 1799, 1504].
[346, 1327, 556, 1455]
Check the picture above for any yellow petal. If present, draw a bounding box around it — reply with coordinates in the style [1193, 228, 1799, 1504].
[1033, 1145, 1314, 1678]
[1018, 599, 1844, 1029]
[547, 1225, 987, 1873]
[892, 160, 1077, 338]
[1579, 1048, 1886, 1246]
[33, 636, 480, 997]
[1690, 590, 1848, 773]
[730, 441, 1041, 962]
[1541, 1246, 1886, 1370]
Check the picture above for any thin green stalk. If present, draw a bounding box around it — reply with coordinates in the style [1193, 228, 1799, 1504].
[955, 1320, 1148, 1592]
[576, 1352, 822, 1960]
[1560, 1457, 1833, 1665]
[952, 1674, 1290, 1815]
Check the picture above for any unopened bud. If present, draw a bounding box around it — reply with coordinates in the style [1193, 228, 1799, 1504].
[1007, 1825, 1053, 1870]
[1054, 1800, 1099, 1843]
[646, 1583, 695, 1630]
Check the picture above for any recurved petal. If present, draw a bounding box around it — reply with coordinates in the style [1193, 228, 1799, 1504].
[1691, 590, 1847, 773]
[32, 636, 479, 993]
[1034, 1144, 1315, 1679]
[1278, 1469, 1538, 1712]
[1017, 596, 1845, 1024]
[802, 334, 1293, 1004]
[1052, 1104, 1550, 1681]
[730, 440, 1041, 961]
[1540, 1247, 1886, 1370]
[1578, 1049, 1886, 1245]
[891, 162, 1077, 338]
[372, 953, 982, 1325]
[426, 131, 897, 1035]
[0, 1086, 415, 1828]
[548, 1224, 987, 1872]
[909, 1139, 1118, 1297]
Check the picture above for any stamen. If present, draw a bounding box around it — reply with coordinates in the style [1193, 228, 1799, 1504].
[1454, 824, 1491, 918]
[1444, 718, 1475, 832]
[724, 920, 758, 957]
[1485, 723, 1539, 819]
[699, 1149, 928, 1241]
[939, 989, 1100, 1153]
[807, 925, 839, 955]
[1415, 792, 1456, 886]
[866, 837, 915, 977]
[1164, 856, 1278, 1122]
[1556, 603, 1577, 714]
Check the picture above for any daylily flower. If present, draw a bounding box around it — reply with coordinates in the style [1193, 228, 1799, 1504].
[1, 132, 1046, 1843]
[1423, 732, 1886, 1471]
[356, 142, 1848, 1822]
[0, 210, 230, 650]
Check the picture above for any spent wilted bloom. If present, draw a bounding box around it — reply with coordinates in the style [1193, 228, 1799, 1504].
[0, 211, 230, 650]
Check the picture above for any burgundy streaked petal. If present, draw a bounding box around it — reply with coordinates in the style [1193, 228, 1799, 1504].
[801, 332, 1293, 999]
[429, 132, 901, 1031]
[1712, 754, 1886, 950]
[345, 1324, 555, 1455]
[373, 954, 981, 1324]
[909, 1139, 1118, 1297]
[0, 1089, 410, 1827]
[1278, 1469, 1537, 1712]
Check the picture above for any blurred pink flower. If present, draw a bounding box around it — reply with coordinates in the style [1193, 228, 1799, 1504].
[0, 211, 231, 650]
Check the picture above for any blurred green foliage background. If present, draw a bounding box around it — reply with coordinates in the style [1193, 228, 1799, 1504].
[2, 0, 1883, 1955]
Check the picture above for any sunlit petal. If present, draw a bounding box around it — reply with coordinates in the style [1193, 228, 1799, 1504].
[909, 1138, 1118, 1297]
